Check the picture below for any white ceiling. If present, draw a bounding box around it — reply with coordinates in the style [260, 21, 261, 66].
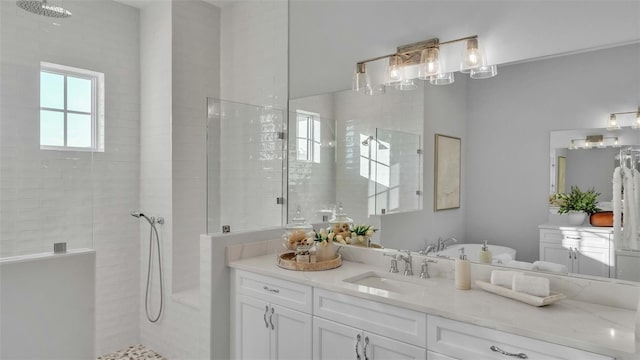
[290, 0, 640, 97]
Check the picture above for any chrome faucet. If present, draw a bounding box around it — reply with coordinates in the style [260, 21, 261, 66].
[383, 253, 400, 273]
[398, 250, 413, 276]
[419, 259, 438, 279]
[437, 237, 458, 252]
[418, 240, 437, 255]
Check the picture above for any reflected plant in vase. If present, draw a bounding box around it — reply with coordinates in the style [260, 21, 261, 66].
[557, 186, 601, 226]
[350, 224, 378, 247]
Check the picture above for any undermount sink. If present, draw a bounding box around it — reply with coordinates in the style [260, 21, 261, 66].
[343, 271, 436, 296]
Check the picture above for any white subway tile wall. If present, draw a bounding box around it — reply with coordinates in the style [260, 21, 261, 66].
[0, 0, 140, 355]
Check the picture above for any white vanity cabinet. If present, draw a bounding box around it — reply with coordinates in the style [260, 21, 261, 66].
[232, 270, 312, 360]
[539, 226, 612, 277]
[427, 315, 614, 360]
[312, 288, 427, 360]
[313, 317, 426, 360]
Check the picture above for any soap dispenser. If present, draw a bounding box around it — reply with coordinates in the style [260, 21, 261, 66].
[478, 240, 492, 264]
[455, 247, 471, 290]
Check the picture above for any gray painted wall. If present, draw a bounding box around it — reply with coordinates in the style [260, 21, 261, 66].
[465, 43, 640, 262]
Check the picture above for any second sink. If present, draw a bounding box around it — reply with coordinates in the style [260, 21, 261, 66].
[343, 271, 437, 296]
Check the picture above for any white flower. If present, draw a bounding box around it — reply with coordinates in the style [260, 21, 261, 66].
[319, 228, 327, 238]
[365, 229, 374, 237]
[327, 232, 335, 241]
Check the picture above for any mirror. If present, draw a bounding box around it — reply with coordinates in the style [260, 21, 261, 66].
[288, 87, 424, 233]
[288, 42, 640, 284]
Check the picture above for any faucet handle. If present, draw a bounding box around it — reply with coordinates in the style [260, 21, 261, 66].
[383, 252, 399, 260]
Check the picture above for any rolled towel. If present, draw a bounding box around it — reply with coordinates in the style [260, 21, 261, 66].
[512, 275, 550, 297]
[533, 261, 568, 274]
[492, 253, 513, 264]
[490, 270, 522, 288]
[505, 260, 535, 271]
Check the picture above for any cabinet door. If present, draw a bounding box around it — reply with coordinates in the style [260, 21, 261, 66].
[271, 305, 312, 360]
[365, 332, 426, 360]
[235, 294, 270, 360]
[313, 317, 362, 360]
[539, 242, 572, 271]
[574, 246, 610, 278]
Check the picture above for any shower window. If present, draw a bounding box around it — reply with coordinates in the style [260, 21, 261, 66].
[40, 62, 105, 152]
[296, 110, 321, 163]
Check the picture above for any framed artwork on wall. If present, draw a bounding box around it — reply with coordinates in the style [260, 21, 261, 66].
[434, 134, 461, 211]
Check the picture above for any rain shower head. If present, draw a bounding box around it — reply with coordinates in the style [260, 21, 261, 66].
[362, 136, 388, 150]
[16, 0, 72, 18]
[130, 211, 143, 218]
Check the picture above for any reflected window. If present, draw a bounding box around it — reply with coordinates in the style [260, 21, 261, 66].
[359, 134, 400, 214]
[296, 110, 320, 163]
[40, 62, 104, 151]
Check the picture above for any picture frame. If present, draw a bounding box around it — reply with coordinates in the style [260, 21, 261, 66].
[434, 134, 461, 211]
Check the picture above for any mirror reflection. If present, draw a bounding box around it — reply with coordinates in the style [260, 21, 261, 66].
[290, 42, 640, 283]
[288, 87, 424, 234]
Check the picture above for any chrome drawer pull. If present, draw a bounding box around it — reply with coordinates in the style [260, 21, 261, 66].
[269, 307, 275, 330]
[363, 336, 370, 360]
[355, 334, 361, 360]
[263, 286, 280, 293]
[263, 305, 269, 328]
[490, 345, 528, 359]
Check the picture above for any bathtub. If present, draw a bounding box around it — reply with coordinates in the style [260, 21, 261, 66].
[434, 243, 516, 262]
[0, 249, 95, 360]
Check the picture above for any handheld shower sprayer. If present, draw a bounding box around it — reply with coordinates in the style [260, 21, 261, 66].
[131, 210, 165, 323]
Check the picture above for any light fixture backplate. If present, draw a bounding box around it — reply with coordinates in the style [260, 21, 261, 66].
[394, 38, 439, 66]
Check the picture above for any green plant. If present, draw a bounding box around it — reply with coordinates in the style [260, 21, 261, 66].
[557, 186, 601, 215]
[351, 224, 377, 237]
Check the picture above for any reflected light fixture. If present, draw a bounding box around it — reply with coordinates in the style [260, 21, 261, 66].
[430, 72, 455, 85]
[351, 35, 497, 95]
[607, 114, 620, 131]
[607, 108, 640, 130]
[633, 107, 640, 129]
[460, 38, 484, 73]
[570, 135, 620, 149]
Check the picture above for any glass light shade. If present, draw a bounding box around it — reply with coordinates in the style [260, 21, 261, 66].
[470, 64, 498, 79]
[395, 79, 418, 91]
[429, 72, 455, 85]
[419, 48, 440, 79]
[606, 114, 621, 131]
[460, 38, 484, 74]
[569, 140, 576, 150]
[385, 55, 403, 85]
[633, 109, 640, 129]
[352, 65, 372, 94]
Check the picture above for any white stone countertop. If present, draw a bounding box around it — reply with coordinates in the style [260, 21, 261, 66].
[229, 254, 638, 359]
[538, 222, 614, 233]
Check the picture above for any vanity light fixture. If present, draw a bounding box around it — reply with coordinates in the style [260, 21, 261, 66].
[351, 35, 497, 94]
[570, 135, 620, 149]
[606, 108, 640, 130]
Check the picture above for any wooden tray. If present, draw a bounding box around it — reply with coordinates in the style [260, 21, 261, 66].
[277, 252, 342, 271]
[475, 280, 566, 307]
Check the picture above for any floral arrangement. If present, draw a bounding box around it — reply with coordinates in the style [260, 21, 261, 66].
[548, 193, 566, 207]
[312, 228, 347, 247]
[350, 224, 377, 245]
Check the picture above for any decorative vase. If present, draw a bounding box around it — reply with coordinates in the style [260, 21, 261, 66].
[567, 211, 587, 226]
[316, 242, 336, 262]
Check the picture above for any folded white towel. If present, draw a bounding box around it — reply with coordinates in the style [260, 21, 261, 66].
[490, 270, 522, 288]
[512, 275, 550, 297]
[532, 261, 568, 274]
[492, 253, 513, 264]
[505, 260, 535, 271]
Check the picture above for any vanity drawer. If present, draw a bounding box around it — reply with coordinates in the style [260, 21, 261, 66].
[314, 288, 426, 347]
[234, 270, 312, 313]
[427, 315, 613, 360]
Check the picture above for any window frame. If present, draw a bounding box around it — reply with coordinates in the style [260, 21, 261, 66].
[295, 110, 321, 164]
[40, 62, 105, 152]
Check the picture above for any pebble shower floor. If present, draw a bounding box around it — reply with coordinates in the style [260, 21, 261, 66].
[97, 344, 166, 360]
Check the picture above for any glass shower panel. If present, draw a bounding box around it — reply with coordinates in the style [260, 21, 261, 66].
[371, 128, 422, 215]
[207, 98, 285, 233]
